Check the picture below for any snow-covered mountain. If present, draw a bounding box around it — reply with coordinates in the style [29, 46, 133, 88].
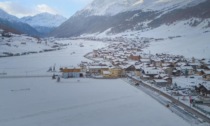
[21, 13, 67, 35]
[51, 0, 210, 38]
[21, 13, 67, 28]
[75, 0, 206, 16]
[0, 9, 40, 36]
[0, 9, 20, 22]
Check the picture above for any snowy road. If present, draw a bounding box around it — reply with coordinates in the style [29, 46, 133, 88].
[126, 76, 210, 125]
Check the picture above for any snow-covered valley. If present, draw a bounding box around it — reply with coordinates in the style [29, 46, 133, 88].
[0, 39, 194, 126]
[0, 39, 106, 76]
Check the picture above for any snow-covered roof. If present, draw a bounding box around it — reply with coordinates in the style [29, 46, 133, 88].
[180, 66, 193, 70]
[88, 66, 109, 69]
[103, 71, 111, 75]
[153, 79, 167, 83]
[143, 67, 163, 75]
[204, 71, 210, 75]
[196, 69, 205, 72]
[140, 58, 151, 62]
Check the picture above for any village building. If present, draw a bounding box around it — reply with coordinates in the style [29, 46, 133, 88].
[153, 79, 168, 87]
[196, 69, 205, 76]
[60, 67, 83, 78]
[203, 71, 210, 81]
[180, 66, 194, 75]
[102, 68, 124, 78]
[88, 66, 110, 75]
[162, 67, 173, 75]
[140, 58, 151, 64]
[195, 84, 210, 97]
[110, 68, 124, 77]
[172, 67, 182, 76]
[189, 62, 201, 70]
[130, 53, 141, 61]
[152, 59, 162, 67]
[102, 71, 112, 78]
[141, 67, 164, 80]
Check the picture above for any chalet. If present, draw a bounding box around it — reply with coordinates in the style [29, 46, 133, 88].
[119, 65, 136, 73]
[140, 75, 150, 80]
[153, 79, 168, 87]
[110, 68, 124, 77]
[172, 67, 181, 76]
[102, 68, 124, 78]
[195, 84, 210, 96]
[134, 65, 142, 76]
[152, 59, 162, 67]
[196, 69, 205, 76]
[189, 63, 201, 70]
[130, 53, 141, 61]
[154, 74, 167, 79]
[180, 66, 194, 75]
[141, 67, 164, 79]
[163, 77, 173, 84]
[61, 67, 83, 78]
[162, 67, 173, 75]
[207, 65, 210, 70]
[203, 71, 210, 81]
[140, 58, 151, 64]
[102, 71, 112, 78]
[88, 66, 110, 74]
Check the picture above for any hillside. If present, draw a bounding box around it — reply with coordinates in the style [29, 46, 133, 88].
[50, 0, 210, 37]
[0, 9, 40, 36]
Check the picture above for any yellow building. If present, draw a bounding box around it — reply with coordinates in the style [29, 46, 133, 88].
[102, 71, 112, 78]
[110, 68, 123, 77]
[135, 70, 141, 76]
[102, 68, 123, 78]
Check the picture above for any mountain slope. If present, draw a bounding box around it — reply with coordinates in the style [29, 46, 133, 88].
[21, 13, 67, 35]
[51, 0, 210, 37]
[75, 0, 206, 16]
[0, 9, 20, 22]
[0, 9, 40, 36]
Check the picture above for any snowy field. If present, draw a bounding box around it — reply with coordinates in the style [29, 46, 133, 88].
[85, 19, 210, 59]
[0, 78, 191, 126]
[0, 39, 106, 76]
[0, 39, 192, 126]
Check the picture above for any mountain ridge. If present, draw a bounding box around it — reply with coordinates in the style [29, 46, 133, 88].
[50, 0, 210, 38]
[0, 9, 40, 36]
[20, 13, 67, 35]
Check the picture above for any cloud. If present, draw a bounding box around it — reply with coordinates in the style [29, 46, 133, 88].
[0, 1, 34, 17]
[0, 1, 58, 17]
[35, 4, 58, 14]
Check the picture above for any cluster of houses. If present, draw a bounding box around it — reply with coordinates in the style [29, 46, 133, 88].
[60, 41, 210, 93]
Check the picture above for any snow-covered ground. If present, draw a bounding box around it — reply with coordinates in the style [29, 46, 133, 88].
[140, 20, 210, 59]
[0, 39, 106, 76]
[82, 18, 210, 59]
[0, 78, 191, 126]
[0, 39, 192, 126]
[0, 35, 59, 55]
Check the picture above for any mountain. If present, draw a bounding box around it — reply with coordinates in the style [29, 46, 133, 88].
[76, 0, 205, 16]
[21, 13, 67, 35]
[50, 0, 210, 38]
[0, 9, 40, 36]
[0, 9, 20, 22]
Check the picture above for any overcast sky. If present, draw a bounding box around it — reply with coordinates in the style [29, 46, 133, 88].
[0, 0, 93, 18]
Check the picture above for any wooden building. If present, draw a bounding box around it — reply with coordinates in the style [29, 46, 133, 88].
[61, 67, 83, 78]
